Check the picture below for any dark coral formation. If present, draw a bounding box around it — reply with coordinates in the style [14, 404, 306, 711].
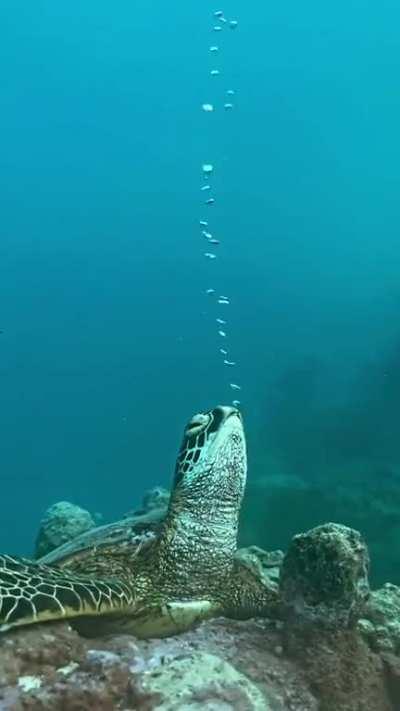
[34, 502, 96, 559]
[280, 522, 370, 629]
[287, 628, 392, 711]
[0, 623, 157, 710]
[0, 613, 396, 710]
[279, 523, 395, 710]
[0, 619, 317, 710]
[241, 469, 400, 589]
[122, 486, 169, 522]
[359, 583, 400, 655]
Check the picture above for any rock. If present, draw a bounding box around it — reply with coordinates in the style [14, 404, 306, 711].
[280, 522, 370, 629]
[0, 623, 86, 689]
[278, 524, 393, 710]
[0, 618, 319, 710]
[0, 623, 156, 710]
[358, 583, 400, 654]
[2, 616, 393, 711]
[235, 546, 284, 586]
[288, 628, 392, 711]
[242, 474, 400, 588]
[141, 651, 268, 710]
[19, 497, 396, 709]
[34, 488, 170, 561]
[34, 502, 96, 558]
[124, 486, 170, 520]
[141, 486, 170, 512]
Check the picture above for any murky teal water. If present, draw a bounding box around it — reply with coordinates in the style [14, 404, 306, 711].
[1, 1, 399, 584]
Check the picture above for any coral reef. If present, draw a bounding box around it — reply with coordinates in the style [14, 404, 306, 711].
[139, 486, 170, 514]
[279, 524, 390, 711]
[123, 486, 170, 522]
[241, 472, 400, 587]
[34, 502, 96, 559]
[235, 545, 283, 587]
[285, 628, 392, 711]
[359, 583, 400, 654]
[280, 522, 370, 629]
[0, 618, 318, 710]
[3, 491, 400, 709]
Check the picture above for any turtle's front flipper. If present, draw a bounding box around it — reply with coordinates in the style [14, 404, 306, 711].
[0, 554, 134, 632]
[129, 599, 220, 639]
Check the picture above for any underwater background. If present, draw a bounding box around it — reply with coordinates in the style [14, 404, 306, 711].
[1, 0, 400, 586]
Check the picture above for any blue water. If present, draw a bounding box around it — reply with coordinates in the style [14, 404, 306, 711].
[1, 1, 400, 578]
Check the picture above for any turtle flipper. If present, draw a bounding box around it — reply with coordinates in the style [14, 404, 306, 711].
[0, 554, 134, 632]
[130, 599, 219, 638]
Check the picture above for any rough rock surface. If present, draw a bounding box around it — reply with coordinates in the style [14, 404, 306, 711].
[359, 583, 400, 654]
[34, 488, 170, 562]
[280, 522, 370, 629]
[0, 618, 319, 710]
[34, 502, 96, 559]
[7, 494, 400, 709]
[1, 614, 397, 710]
[278, 523, 394, 710]
[284, 626, 392, 711]
[123, 487, 170, 520]
[235, 546, 284, 587]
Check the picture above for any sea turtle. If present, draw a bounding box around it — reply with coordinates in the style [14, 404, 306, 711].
[0, 406, 278, 637]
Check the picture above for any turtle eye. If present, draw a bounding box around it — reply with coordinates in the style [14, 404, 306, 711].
[184, 412, 211, 438]
[175, 413, 212, 485]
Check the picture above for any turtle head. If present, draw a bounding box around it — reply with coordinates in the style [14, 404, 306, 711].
[172, 405, 247, 505]
[158, 406, 247, 585]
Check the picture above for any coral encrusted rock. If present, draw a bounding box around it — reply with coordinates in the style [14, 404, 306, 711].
[280, 522, 370, 629]
[359, 583, 400, 654]
[34, 501, 96, 558]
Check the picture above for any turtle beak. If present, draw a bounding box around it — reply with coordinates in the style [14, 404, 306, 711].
[216, 405, 241, 419]
[209, 405, 242, 432]
[230, 406, 242, 421]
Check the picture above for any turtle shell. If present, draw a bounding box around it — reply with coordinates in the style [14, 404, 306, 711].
[38, 507, 166, 569]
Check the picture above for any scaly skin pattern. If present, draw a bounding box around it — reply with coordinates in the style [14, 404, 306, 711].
[0, 406, 278, 637]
